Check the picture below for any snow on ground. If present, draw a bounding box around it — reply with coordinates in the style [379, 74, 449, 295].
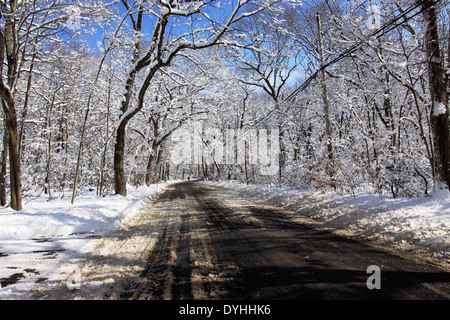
[203, 180, 450, 267]
[1, 179, 449, 299]
[0, 182, 172, 299]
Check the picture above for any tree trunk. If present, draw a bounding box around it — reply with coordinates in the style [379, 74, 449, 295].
[0, 117, 8, 206]
[98, 74, 112, 196]
[5, 106, 22, 211]
[113, 72, 139, 196]
[0, 2, 22, 211]
[114, 61, 160, 194]
[114, 122, 128, 196]
[421, 0, 450, 189]
[0, 92, 22, 211]
[113, 5, 144, 196]
[71, 98, 90, 205]
[145, 146, 156, 186]
[316, 13, 333, 161]
[18, 45, 37, 162]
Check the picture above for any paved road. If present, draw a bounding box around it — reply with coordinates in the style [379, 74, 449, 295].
[117, 181, 449, 300]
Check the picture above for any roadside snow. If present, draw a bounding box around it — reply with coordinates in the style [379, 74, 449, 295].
[205, 181, 450, 266]
[0, 182, 171, 299]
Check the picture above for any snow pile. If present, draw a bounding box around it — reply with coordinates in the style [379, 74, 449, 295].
[0, 182, 171, 299]
[206, 181, 450, 262]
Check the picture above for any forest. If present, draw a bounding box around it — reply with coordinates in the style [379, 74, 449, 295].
[0, 0, 449, 211]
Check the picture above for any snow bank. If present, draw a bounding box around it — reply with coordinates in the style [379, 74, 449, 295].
[205, 181, 450, 263]
[0, 183, 170, 241]
[0, 182, 171, 299]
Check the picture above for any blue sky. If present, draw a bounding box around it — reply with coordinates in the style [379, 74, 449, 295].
[81, 0, 302, 90]
[85, 0, 238, 50]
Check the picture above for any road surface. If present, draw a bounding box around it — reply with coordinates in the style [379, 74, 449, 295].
[106, 181, 449, 300]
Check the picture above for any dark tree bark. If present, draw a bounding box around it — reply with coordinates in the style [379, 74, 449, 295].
[0, 114, 8, 206]
[0, 3, 22, 210]
[114, 122, 128, 196]
[421, 0, 450, 189]
[0, 91, 22, 210]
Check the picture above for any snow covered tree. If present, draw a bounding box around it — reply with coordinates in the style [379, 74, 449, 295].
[0, 0, 112, 208]
[113, 0, 302, 196]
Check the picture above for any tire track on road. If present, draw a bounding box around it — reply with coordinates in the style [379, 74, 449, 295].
[115, 181, 450, 300]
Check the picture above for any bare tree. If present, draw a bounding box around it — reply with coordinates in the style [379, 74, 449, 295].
[0, 0, 104, 209]
[114, 0, 292, 196]
[316, 12, 333, 162]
